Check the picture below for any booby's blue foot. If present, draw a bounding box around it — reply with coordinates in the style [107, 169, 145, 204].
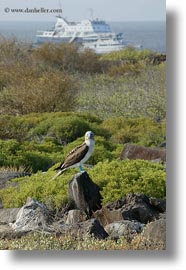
[79, 165, 84, 172]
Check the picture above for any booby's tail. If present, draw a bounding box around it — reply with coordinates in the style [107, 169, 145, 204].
[52, 168, 67, 180]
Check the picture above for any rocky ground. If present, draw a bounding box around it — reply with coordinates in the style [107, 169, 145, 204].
[0, 171, 166, 250]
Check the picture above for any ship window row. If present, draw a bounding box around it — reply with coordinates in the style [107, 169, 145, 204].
[63, 28, 93, 32]
[57, 26, 110, 31]
[99, 44, 120, 46]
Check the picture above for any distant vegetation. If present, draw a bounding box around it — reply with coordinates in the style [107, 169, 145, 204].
[0, 38, 166, 119]
[0, 37, 166, 211]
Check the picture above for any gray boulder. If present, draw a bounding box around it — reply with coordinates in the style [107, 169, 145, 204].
[105, 220, 144, 241]
[139, 218, 166, 249]
[11, 197, 54, 232]
[0, 208, 20, 225]
[120, 143, 166, 163]
[68, 172, 102, 217]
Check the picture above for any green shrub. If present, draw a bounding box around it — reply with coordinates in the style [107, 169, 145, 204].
[0, 115, 38, 141]
[33, 43, 102, 74]
[0, 68, 77, 114]
[89, 159, 166, 204]
[0, 113, 165, 172]
[0, 169, 70, 209]
[100, 48, 156, 62]
[101, 117, 166, 146]
[28, 112, 104, 143]
[0, 139, 22, 168]
[0, 159, 166, 210]
[0, 133, 120, 172]
[0, 139, 62, 172]
[0, 112, 103, 142]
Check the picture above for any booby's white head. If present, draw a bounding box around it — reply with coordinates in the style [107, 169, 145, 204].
[85, 131, 94, 140]
[85, 131, 95, 146]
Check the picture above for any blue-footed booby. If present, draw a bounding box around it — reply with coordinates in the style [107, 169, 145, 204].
[53, 131, 95, 179]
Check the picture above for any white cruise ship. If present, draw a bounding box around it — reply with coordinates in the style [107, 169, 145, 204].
[36, 16, 130, 54]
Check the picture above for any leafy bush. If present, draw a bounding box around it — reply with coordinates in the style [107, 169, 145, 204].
[33, 43, 80, 71]
[100, 47, 156, 62]
[101, 117, 166, 146]
[33, 43, 102, 73]
[0, 114, 40, 141]
[0, 139, 61, 172]
[0, 67, 77, 114]
[29, 113, 98, 143]
[0, 169, 71, 209]
[0, 112, 165, 172]
[0, 112, 103, 142]
[0, 132, 120, 173]
[0, 159, 166, 209]
[89, 160, 166, 204]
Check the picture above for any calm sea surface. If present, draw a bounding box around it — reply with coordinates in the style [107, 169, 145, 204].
[0, 20, 166, 53]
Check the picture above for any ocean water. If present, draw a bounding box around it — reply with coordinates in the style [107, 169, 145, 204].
[0, 20, 166, 53]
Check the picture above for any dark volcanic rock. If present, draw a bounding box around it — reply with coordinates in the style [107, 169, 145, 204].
[68, 172, 102, 217]
[83, 219, 108, 239]
[95, 193, 165, 225]
[57, 218, 108, 240]
[149, 197, 166, 213]
[119, 193, 160, 223]
[120, 143, 166, 163]
[146, 54, 166, 65]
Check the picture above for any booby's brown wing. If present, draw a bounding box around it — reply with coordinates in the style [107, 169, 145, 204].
[57, 142, 89, 170]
